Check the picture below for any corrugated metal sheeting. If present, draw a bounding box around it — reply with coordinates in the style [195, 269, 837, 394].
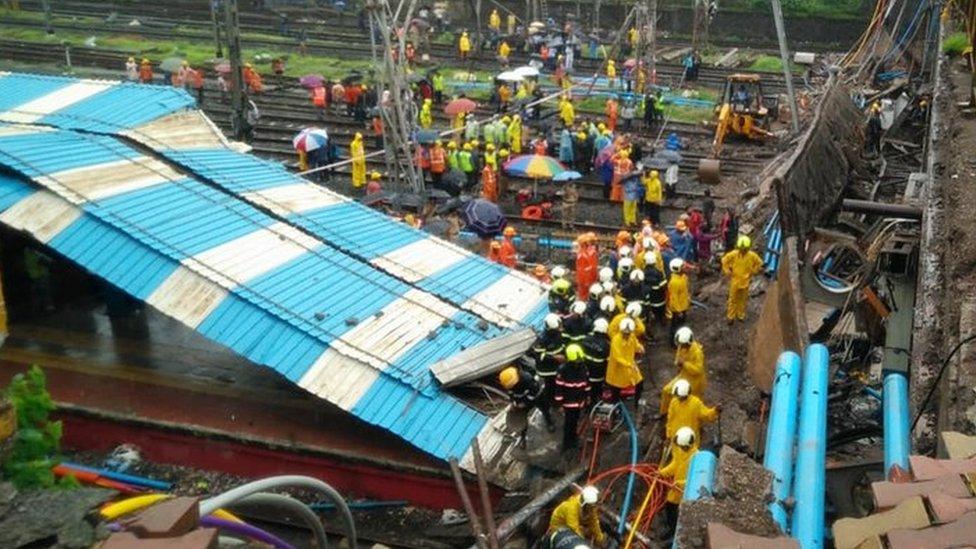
[0, 121, 515, 466]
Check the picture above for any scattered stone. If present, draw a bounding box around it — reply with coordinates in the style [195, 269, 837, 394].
[0, 485, 115, 548]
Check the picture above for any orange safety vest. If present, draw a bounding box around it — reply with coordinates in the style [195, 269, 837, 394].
[500, 238, 517, 267]
[312, 87, 326, 107]
[190, 69, 203, 89]
[415, 146, 431, 169]
[429, 146, 447, 173]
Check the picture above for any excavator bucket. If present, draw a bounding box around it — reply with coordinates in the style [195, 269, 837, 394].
[698, 158, 721, 184]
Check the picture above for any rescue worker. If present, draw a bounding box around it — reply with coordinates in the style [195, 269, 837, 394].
[555, 343, 590, 449]
[615, 253, 634, 282]
[507, 114, 522, 154]
[606, 59, 617, 90]
[605, 95, 618, 130]
[500, 226, 518, 267]
[125, 56, 138, 81]
[459, 142, 476, 188]
[551, 265, 569, 283]
[562, 301, 591, 344]
[549, 487, 604, 546]
[350, 132, 366, 189]
[415, 144, 431, 182]
[583, 318, 610, 402]
[139, 58, 153, 83]
[499, 366, 554, 429]
[498, 82, 512, 111]
[622, 172, 641, 227]
[458, 31, 472, 60]
[549, 278, 573, 314]
[484, 143, 498, 171]
[481, 164, 498, 202]
[606, 317, 643, 405]
[431, 72, 445, 104]
[610, 149, 631, 203]
[446, 141, 460, 171]
[660, 427, 697, 533]
[488, 240, 503, 263]
[598, 294, 618, 320]
[609, 301, 646, 340]
[575, 233, 599, 299]
[533, 264, 552, 284]
[506, 12, 516, 35]
[429, 140, 447, 185]
[642, 169, 663, 225]
[721, 235, 764, 324]
[644, 257, 668, 328]
[498, 40, 511, 67]
[366, 171, 383, 195]
[559, 96, 575, 127]
[667, 258, 691, 344]
[660, 327, 707, 412]
[419, 98, 433, 128]
[670, 219, 695, 262]
[584, 283, 605, 320]
[621, 268, 645, 304]
[488, 8, 501, 32]
[664, 379, 718, 441]
[533, 313, 567, 411]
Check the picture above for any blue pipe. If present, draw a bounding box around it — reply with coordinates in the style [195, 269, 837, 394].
[60, 461, 172, 491]
[671, 450, 717, 549]
[763, 351, 802, 532]
[791, 344, 829, 548]
[883, 372, 910, 477]
[616, 402, 639, 536]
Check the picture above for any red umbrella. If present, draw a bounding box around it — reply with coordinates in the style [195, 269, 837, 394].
[444, 98, 477, 115]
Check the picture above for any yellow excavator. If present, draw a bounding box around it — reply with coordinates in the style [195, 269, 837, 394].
[698, 73, 776, 183]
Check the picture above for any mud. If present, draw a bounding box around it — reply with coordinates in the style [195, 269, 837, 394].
[675, 446, 781, 548]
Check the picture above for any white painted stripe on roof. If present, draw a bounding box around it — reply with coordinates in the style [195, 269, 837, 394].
[0, 124, 53, 139]
[298, 347, 380, 410]
[0, 191, 81, 242]
[146, 266, 228, 328]
[185, 221, 323, 288]
[36, 158, 178, 203]
[0, 81, 114, 124]
[464, 273, 547, 328]
[241, 183, 346, 217]
[370, 238, 468, 283]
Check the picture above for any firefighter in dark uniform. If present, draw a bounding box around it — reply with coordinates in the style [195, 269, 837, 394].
[498, 365, 554, 429]
[644, 260, 668, 328]
[548, 278, 573, 314]
[554, 344, 590, 449]
[582, 317, 611, 402]
[532, 313, 566, 412]
[562, 300, 591, 345]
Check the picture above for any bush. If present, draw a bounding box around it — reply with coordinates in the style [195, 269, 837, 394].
[943, 32, 970, 57]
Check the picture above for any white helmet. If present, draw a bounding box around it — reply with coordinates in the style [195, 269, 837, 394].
[570, 300, 588, 315]
[552, 265, 568, 279]
[544, 313, 562, 330]
[669, 258, 685, 273]
[675, 326, 694, 346]
[599, 295, 617, 314]
[589, 283, 604, 298]
[592, 318, 609, 334]
[642, 237, 654, 250]
[581, 485, 599, 505]
[675, 426, 696, 448]
[618, 257, 634, 272]
[620, 317, 636, 333]
[599, 266, 614, 283]
[629, 269, 645, 283]
[643, 250, 658, 265]
[672, 378, 691, 398]
[619, 245, 632, 258]
[625, 301, 642, 318]
[601, 280, 616, 293]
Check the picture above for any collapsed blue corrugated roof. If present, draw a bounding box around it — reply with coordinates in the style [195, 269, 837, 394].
[0, 72, 540, 481]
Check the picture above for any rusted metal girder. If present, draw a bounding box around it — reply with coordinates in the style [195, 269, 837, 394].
[840, 199, 923, 220]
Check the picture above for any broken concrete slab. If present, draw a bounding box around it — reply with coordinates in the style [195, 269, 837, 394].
[872, 474, 972, 509]
[99, 528, 218, 548]
[124, 496, 200, 539]
[910, 455, 976, 480]
[832, 496, 930, 549]
[885, 511, 976, 548]
[706, 522, 799, 548]
[927, 492, 976, 524]
[942, 431, 976, 459]
[0, 484, 115, 548]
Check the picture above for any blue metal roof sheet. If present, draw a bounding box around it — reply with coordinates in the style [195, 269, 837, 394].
[161, 148, 296, 193]
[40, 85, 195, 132]
[418, 255, 507, 301]
[0, 73, 71, 111]
[0, 130, 140, 176]
[298, 202, 426, 258]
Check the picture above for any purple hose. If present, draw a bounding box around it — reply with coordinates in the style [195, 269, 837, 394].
[199, 515, 297, 549]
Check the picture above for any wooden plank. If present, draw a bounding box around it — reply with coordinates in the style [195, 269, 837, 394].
[707, 522, 799, 548]
[714, 48, 740, 68]
[927, 493, 976, 524]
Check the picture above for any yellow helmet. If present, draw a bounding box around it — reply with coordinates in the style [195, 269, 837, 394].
[447, 141, 457, 149]
[650, 170, 659, 177]
[471, 139, 480, 147]
[141, 58, 150, 64]
[370, 171, 382, 180]
[566, 344, 585, 362]
[128, 56, 135, 62]
[435, 139, 443, 146]
[354, 132, 363, 140]
[486, 143, 495, 151]
[737, 235, 752, 249]
[498, 366, 519, 389]
[463, 143, 473, 151]
[424, 98, 432, 104]
[502, 116, 512, 124]
[553, 278, 572, 295]
[499, 148, 510, 157]
[245, 62, 252, 68]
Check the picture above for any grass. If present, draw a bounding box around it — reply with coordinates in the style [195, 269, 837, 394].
[943, 32, 970, 56]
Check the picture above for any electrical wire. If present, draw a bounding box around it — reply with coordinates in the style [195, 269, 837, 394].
[910, 333, 976, 432]
[200, 515, 297, 549]
[232, 492, 330, 549]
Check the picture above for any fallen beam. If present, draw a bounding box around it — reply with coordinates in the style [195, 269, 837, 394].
[488, 467, 585, 545]
[840, 199, 923, 220]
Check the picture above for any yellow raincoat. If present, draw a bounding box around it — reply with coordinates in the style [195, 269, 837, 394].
[660, 443, 696, 504]
[665, 394, 718, 441]
[419, 101, 433, 128]
[350, 134, 366, 188]
[459, 32, 471, 55]
[721, 249, 764, 320]
[489, 9, 501, 31]
[507, 117, 522, 154]
[559, 99, 575, 127]
[549, 494, 605, 544]
[608, 312, 645, 340]
[661, 341, 707, 400]
[643, 172, 662, 204]
[606, 332, 643, 389]
[667, 272, 691, 314]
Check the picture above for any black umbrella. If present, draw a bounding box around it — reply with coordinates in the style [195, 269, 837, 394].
[424, 188, 452, 200]
[341, 72, 363, 85]
[436, 196, 464, 214]
[435, 169, 467, 196]
[422, 217, 450, 237]
[359, 191, 396, 206]
[462, 199, 507, 239]
[397, 192, 424, 210]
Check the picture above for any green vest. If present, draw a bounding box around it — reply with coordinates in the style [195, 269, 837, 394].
[458, 151, 474, 173]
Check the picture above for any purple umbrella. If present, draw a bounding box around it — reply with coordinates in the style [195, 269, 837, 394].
[300, 74, 325, 89]
[462, 199, 507, 238]
[594, 143, 615, 169]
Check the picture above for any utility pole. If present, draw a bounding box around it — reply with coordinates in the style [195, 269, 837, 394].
[223, 0, 247, 140]
[365, 0, 423, 193]
[648, 0, 657, 84]
[770, 0, 800, 132]
[210, 0, 224, 58]
[40, 0, 52, 34]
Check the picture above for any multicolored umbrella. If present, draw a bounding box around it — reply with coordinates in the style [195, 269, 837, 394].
[462, 199, 507, 238]
[292, 127, 329, 152]
[502, 154, 568, 180]
[299, 74, 325, 89]
[444, 98, 477, 115]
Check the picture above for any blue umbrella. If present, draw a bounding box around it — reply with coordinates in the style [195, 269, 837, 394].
[462, 199, 507, 238]
[552, 170, 582, 182]
[415, 129, 439, 144]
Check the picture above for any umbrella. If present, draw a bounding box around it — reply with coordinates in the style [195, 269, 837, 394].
[552, 170, 582, 182]
[214, 60, 231, 74]
[462, 198, 507, 238]
[160, 57, 185, 73]
[360, 191, 395, 206]
[513, 65, 540, 78]
[594, 143, 615, 169]
[654, 149, 683, 164]
[299, 74, 325, 89]
[434, 170, 466, 196]
[444, 98, 477, 115]
[422, 217, 450, 237]
[341, 73, 363, 85]
[424, 188, 452, 200]
[497, 71, 524, 83]
[293, 127, 329, 152]
[503, 154, 567, 180]
[415, 129, 439, 144]
[623, 58, 638, 69]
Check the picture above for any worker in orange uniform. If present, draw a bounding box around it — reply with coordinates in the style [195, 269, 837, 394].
[429, 140, 447, 185]
[499, 227, 518, 268]
[548, 486, 605, 546]
[667, 258, 691, 344]
[481, 164, 498, 202]
[610, 149, 631, 203]
[660, 427, 698, 534]
[488, 240, 503, 263]
[458, 31, 472, 60]
[414, 144, 431, 183]
[138, 58, 153, 83]
[498, 82, 512, 112]
[243, 63, 263, 93]
[575, 233, 599, 300]
[721, 235, 764, 324]
[350, 132, 366, 189]
[366, 171, 383, 195]
[533, 264, 552, 284]
[606, 317, 643, 405]
[605, 95, 618, 131]
[664, 379, 718, 442]
[188, 66, 204, 105]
